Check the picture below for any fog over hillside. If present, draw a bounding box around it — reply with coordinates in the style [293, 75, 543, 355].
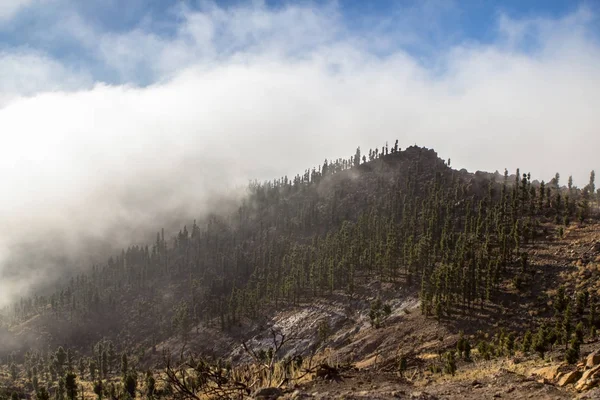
[1, 2, 599, 305]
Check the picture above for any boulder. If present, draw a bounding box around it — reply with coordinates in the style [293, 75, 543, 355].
[586, 352, 600, 369]
[532, 365, 560, 381]
[558, 370, 582, 387]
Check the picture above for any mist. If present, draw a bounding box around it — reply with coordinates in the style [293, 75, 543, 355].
[1, 2, 600, 306]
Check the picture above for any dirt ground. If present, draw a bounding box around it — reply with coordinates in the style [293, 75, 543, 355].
[286, 366, 573, 399]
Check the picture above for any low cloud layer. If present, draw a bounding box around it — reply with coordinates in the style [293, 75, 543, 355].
[0, 2, 599, 305]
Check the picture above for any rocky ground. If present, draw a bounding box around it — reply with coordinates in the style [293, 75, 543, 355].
[252, 351, 600, 399]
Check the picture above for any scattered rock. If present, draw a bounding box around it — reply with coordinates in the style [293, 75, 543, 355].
[578, 387, 600, 399]
[254, 387, 283, 400]
[558, 370, 582, 387]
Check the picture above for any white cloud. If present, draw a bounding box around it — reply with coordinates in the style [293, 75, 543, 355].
[92, 2, 343, 82]
[0, 3, 599, 304]
[0, 50, 92, 106]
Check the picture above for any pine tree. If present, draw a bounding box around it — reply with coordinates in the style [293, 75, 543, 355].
[65, 372, 77, 400]
[56, 347, 67, 375]
[565, 337, 580, 364]
[505, 332, 515, 356]
[89, 359, 97, 381]
[575, 322, 585, 345]
[533, 325, 548, 358]
[444, 351, 457, 376]
[9, 362, 18, 381]
[93, 380, 103, 400]
[477, 340, 491, 360]
[554, 286, 567, 314]
[146, 371, 156, 398]
[563, 304, 573, 350]
[57, 377, 66, 400]
[568, 175, 573, 192]
[120, 353, 128, 377]
[66, 349, 73, 372]
[36, 387, 50, 400]
[78, 358, 85, 379]
[100, 351, 108, 380]
[522, 330, 532, 353]
[124, 372, 137, 398]
[456, 331, 470, 360]
[353, 147, 361, 167]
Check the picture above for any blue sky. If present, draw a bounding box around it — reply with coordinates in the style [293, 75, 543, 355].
[1, 0, 597, 86]
[0, 0, 599, 301]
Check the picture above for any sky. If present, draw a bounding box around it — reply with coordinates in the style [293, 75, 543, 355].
[0, 0, 599, 304]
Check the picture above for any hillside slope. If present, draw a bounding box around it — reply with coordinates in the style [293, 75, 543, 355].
[1, 143, 599, 399]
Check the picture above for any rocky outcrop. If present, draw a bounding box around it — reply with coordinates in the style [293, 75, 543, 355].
[530, 351, 600, 391]
[575, 365, 600, 391]
[568, 351, 600, 391]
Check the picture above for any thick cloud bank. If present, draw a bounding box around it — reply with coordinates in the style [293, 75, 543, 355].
[0, 2, 599, 305]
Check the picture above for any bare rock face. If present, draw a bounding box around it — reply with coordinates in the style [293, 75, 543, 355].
[558, 370, 582, 387]
[586, 351, 600, 369]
